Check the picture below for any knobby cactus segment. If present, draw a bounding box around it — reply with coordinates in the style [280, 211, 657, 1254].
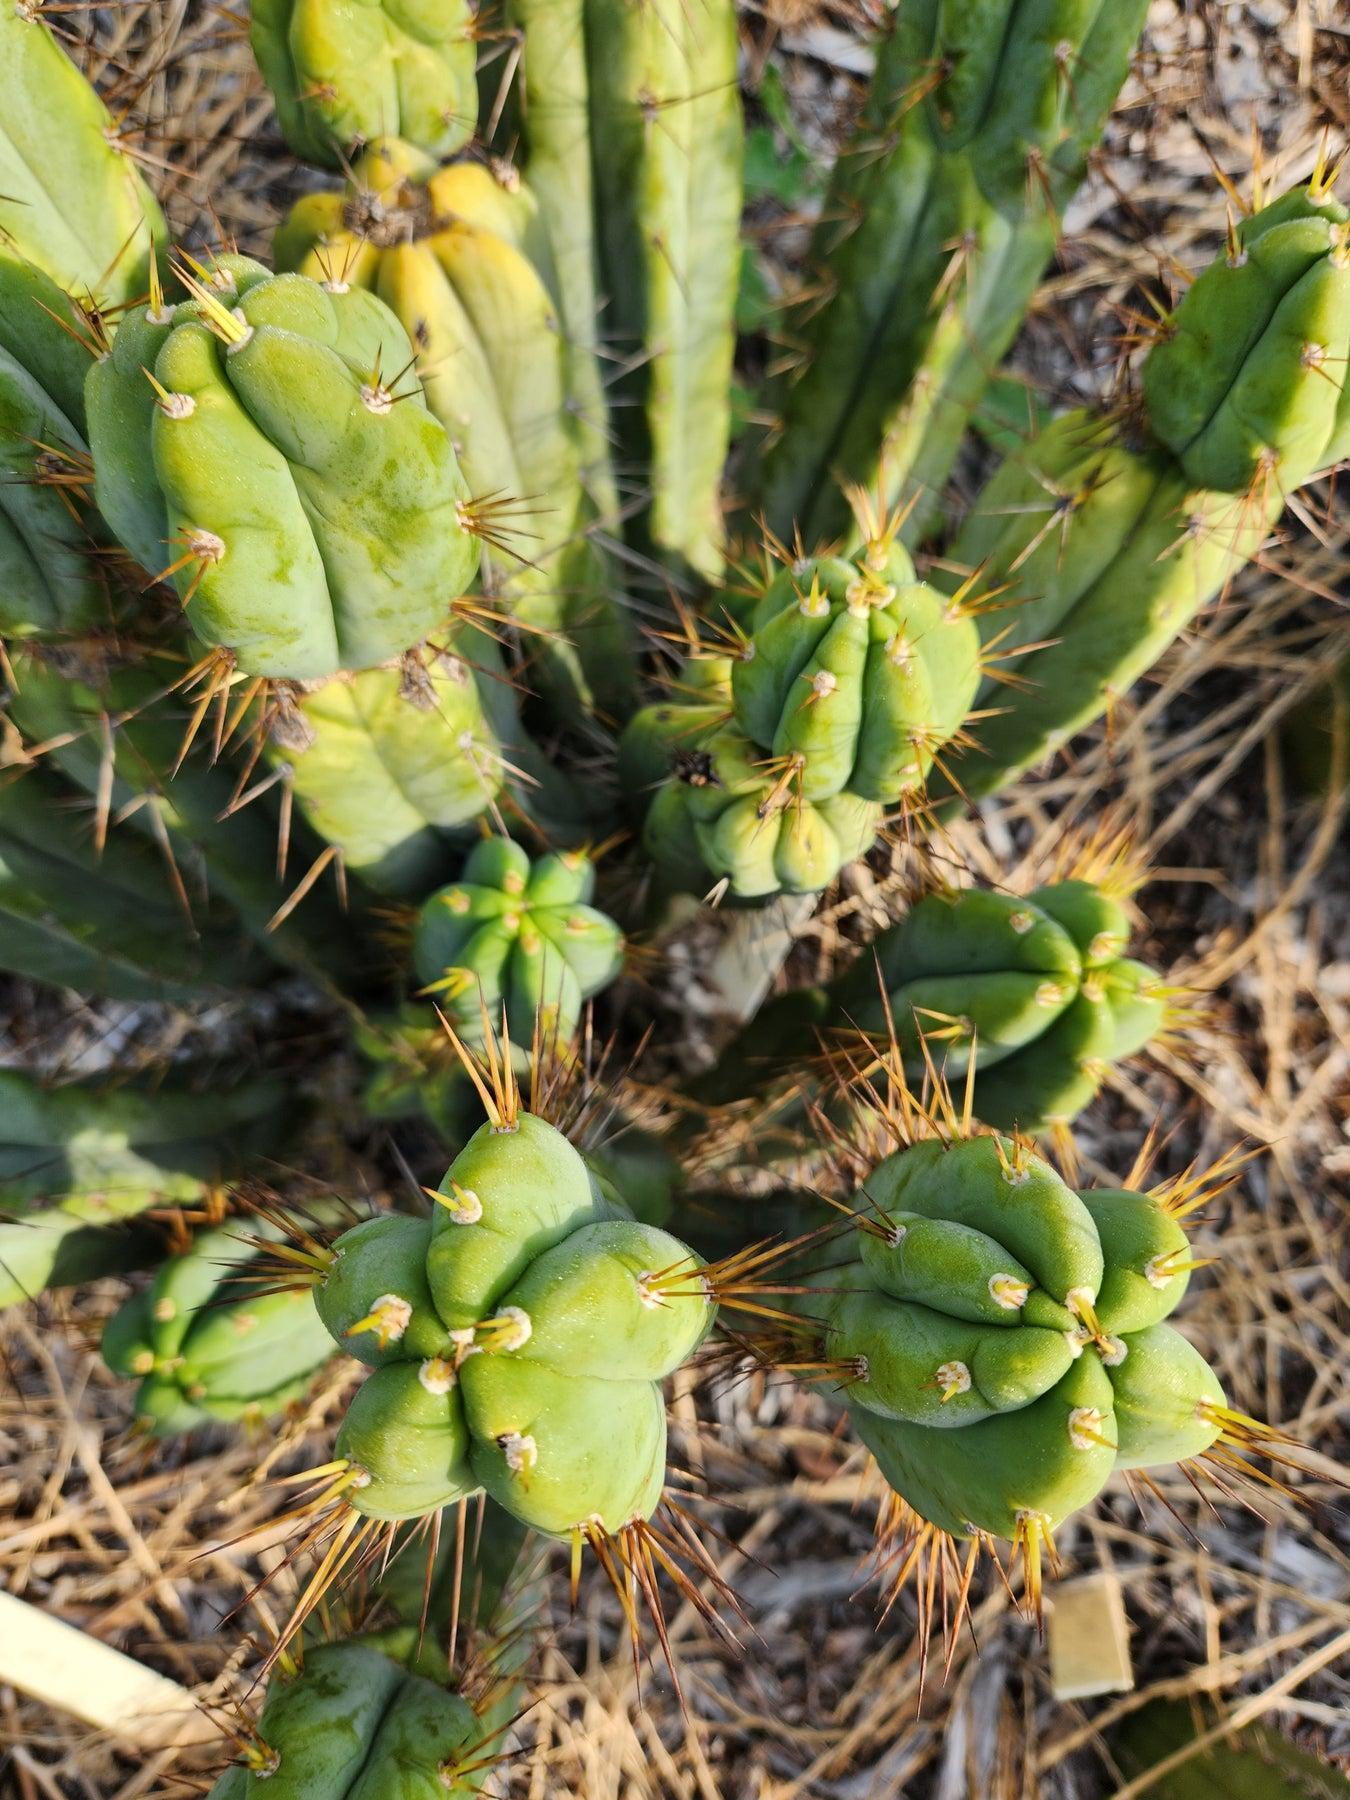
[102, 1219, 336, 1435]
[800, 1128, 1243, 1603]
[269, 636, 512, 899]
[249, 0, 478, 170]
[1144, 179, 1350, 495]
[412, 838, 623, 1046]
[0, 253, 105, 640]
[829, 877, 1170, 1135]
[0, 2, 166, 303]
[86, 258, 478, 680]
[204, 1641, 489, 1797]
[274, 139, 635, 714]
[748, 0, 1150, 550]
[312, 1111, 713, 1537]
[617, 530, 980, 896]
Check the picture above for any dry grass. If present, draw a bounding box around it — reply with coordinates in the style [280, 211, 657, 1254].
[2, 1, 1349, 1795]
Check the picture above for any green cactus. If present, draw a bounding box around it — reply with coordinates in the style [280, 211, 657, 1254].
[205, 1639, 491, 1797]
[0, 2, 166, 303]
[618, 532, 980, 896]
[801, 1130, 1233, 1588]
[828, 878, 1170, 1134]
[0, 252, 107, 642]
[102, 1217, 336, 1434]
[1144, 181, 1350, 495]
[503, 0, 743, 583]
[0, 1069, 288, 1308]
[0, 761, 264, 1001]
[273, 140, 636, 715]
[310, 1108, 713, 1538]
[85, 257, 479, 681]
[1114, 1698, 1350, 1798]
[249, 0, 478, 170]
[747, 0, 1150, 550]
[412, 838, 623, 1046]
[926, 414, 1277, 807]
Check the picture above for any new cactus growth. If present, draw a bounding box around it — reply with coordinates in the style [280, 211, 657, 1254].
[249, 0, 478, 170]
[309, 1105, 713, 1536]
[828, 878, 1170, 1135]
[204, 1640, 491, 1797]
[792, 1107, 1264, 1619]
[619, 527, 981, 895]
[102, 1218, 336, 1434]
[86, 257, 479, 680]
[0, 2, 166, 302]
[412, 838, 623, 1045]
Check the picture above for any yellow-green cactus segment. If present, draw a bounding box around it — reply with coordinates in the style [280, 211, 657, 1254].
[275, 650, 508, 899]
[274, 142, 632, 713]
[206, 1642, 484, 1798]
[1105, 1322, 1226, 1471]
[586, 0, 743, 580]
[0, 3, 166, 303]
[0, 253, 103, 638]
[86, 266, 478, 679]
[336, 1360, 477, 1520]
[1144, 181, 1350, 495]
[411, 839, 623, 1044]
[101, 1222, 335, 1435]
[249, 0, 477, 170]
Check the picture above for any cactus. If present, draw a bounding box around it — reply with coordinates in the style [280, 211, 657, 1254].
[503, 0, 743, 584]
[0, 252, 107, 642]
[102, 1217, 336, 1434]
[85, 257, 478, 681]
[0, 1069, 289, 1308]
[0, 761, 264, 1001]
[927, 174, 1349, 808]
[204, 1640, 488, 1797]
[249, 0, 478, 170]
[618, 529, 980, 896]
[0, 3, 166, 303]
[412, 838, 623, 1045]
[274, 141, 636, 715]
[303, 1103, 713, 1539]
[797, 1126, 1246, 1606]
[1114, 1699, 1350, 1798]
[746, 0, 1150, 550]
[1144, 182, 1350, 496]
[828, 878, 1170, 1135]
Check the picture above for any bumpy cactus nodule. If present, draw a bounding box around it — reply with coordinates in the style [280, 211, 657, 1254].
[205, 1640, 490, 1798]
[803, 1125, 1243, 1608]
[1144, 179, 1350, 496]
[619, 532, 981, 896]
[0, 3, 166, 302]
[412, 838, 623, 1047]
[86, 257, 478, 680]
[102, 1219, 336, 1435]
[829, 879, 1169, 1135]
[249, 0, 478, 171]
